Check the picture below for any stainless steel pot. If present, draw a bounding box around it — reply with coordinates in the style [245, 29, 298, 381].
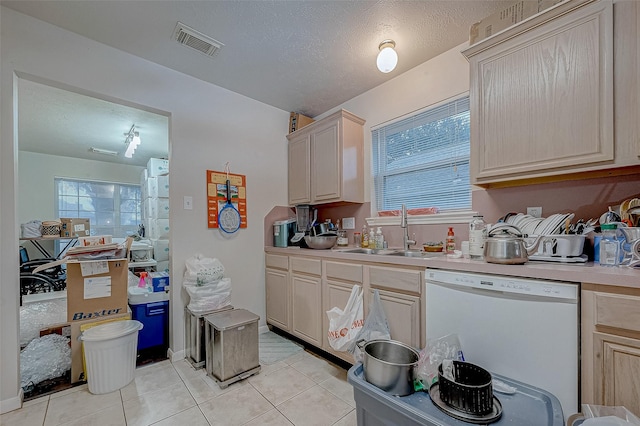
[484, 224, 542, 265]
[359, 339, 419, 396]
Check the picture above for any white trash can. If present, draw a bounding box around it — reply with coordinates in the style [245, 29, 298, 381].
[80, 320, 143, 394]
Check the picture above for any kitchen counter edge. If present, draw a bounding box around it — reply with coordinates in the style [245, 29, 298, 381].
[264, 246, 640, 289]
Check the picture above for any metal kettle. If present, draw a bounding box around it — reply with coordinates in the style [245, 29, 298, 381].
[483, 224, 543, 265]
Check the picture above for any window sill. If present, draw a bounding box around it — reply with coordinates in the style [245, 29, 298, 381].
[365, 210, 478, 227]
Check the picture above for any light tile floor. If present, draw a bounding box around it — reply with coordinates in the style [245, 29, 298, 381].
[1, 350, 358, 426]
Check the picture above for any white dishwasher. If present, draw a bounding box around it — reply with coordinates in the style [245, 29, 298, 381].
[425, 268, 579, 421]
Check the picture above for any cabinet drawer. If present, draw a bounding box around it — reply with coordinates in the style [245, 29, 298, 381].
[595, 292, 640, 333]
[290, 257, 321, 276]
[368, 266, 422, 295]
[265, 253, 288, 270]
[325, 261, 362, 283]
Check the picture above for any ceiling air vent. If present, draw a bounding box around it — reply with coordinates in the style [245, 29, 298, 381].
[173, 22, 223, 57]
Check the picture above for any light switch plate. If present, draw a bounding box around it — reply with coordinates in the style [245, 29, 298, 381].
[342, 217, 355, 229]
[183, 196, 193, 210]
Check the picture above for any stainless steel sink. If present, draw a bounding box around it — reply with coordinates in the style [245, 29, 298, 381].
[338, 248, 442, 258]
[340, 248, 395, 254]
[384, 250, 442, 258]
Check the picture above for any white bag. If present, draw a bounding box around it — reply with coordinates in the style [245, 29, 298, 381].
[326, 285, 364, 352]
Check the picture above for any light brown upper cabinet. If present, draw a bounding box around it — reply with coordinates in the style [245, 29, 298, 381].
[287, 109, 365, 205]
[462, 0, 640, 186]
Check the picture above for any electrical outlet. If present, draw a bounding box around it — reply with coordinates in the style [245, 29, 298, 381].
[342, 217, 355, 229]
[527, 206, 542, 218]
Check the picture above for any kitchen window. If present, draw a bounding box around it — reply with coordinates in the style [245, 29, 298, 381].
[54, 178, 142, 238]
[371, 95, 472, 224]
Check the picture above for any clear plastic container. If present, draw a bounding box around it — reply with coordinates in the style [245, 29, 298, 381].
[337, 230, 348, 247]
[469, 215, 487, 260]
[599, 223, 620, 267]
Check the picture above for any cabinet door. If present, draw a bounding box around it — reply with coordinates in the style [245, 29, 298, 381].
[265, 268, 290, 331]
[368, 289, 420, 349]
[288, 133, 311, 205]
[593, 332, 640, 417]
[323, 279, 359, 363]
[311, 118, 341, 202]
[467, 1, 613, 183]
[291, 273, 322, 346]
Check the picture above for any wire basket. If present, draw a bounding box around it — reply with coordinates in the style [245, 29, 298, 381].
[40, 221, 62, 238]
[438, 361, 494, 415]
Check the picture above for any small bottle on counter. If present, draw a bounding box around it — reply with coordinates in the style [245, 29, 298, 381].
[362, 226, 369, 248]
[354, 232, 361, 247]
[368, 229, 375, 248]
[375, 227, 384, 249]
[445, 227, 456, 254]
[599, 223, 620, 267]
[469, 214, 487, 260]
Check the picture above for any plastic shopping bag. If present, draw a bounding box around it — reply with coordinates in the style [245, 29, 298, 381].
[352, 289, 391, 363]
[327, 285, 364, 352]
[416, 333, 464, 387]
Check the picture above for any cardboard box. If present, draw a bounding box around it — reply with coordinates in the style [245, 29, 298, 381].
[147, 158, 169, 177]
[142, 176, 157, 200]
[148, 218, 169, 239]
[78, 235, 112, 247]
[156, 260, 169, 273]
[60, 218, 91, 238]
[66, 259, 129, 322]
[469, 0, 564, 44]
[40, 322, 72, 338]
[152, 238, 169, 262]
[70, 311, 131, 383]
[289, 112, 315, 134]
[156, 175, 169, 198]
[148, 271, 170, 292]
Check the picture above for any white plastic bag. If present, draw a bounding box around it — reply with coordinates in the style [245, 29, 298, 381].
[184, 277, 232, 313]
[184, 254, 225, 286]
[327, 285, 364, 352]
[352, 289, 391, 363]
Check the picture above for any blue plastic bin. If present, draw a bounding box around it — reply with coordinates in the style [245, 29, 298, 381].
[130, 300, 169, 350]
[347, 363, 564, 426]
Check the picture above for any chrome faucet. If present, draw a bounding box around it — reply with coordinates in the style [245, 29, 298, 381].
[401, 204, 416, 251]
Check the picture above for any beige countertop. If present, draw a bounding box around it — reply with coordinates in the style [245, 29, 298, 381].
[265, 245, 640, 289]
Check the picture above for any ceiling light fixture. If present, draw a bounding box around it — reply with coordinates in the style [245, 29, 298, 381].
[124, 124, 141, 158]
[376, 39, 398, 73]
[89, 147, 118, 156]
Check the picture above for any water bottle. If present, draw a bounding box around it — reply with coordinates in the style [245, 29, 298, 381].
[599, 223, 620, 267]
[469, 215, 487, 260]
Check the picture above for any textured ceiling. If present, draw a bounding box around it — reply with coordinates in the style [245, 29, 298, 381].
[4, 0, 515, 164]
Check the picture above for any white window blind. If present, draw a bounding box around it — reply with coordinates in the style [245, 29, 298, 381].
[372, 96, 471, 214]
[54, 178, 142, 237]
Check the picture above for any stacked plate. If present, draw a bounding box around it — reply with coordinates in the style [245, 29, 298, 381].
[505, 213, 575, 236]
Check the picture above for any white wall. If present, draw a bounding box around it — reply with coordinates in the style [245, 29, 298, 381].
[1, 6, 289, 411]
[316, 43, 471, 205]
[18, 152, 143, 223]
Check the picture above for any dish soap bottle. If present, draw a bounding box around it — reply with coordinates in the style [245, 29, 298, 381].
[375, 227, 384, 249]
[446, 227, 456, 254]
[362, 225, 369, 248]
[369, 228, 375, 249]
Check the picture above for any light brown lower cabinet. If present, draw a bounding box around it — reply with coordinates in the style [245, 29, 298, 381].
[290, 257, 323, 347]
[265, 252, 425, 364]
[582, 284, 640, 417]
[265, 254, 290, 331]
